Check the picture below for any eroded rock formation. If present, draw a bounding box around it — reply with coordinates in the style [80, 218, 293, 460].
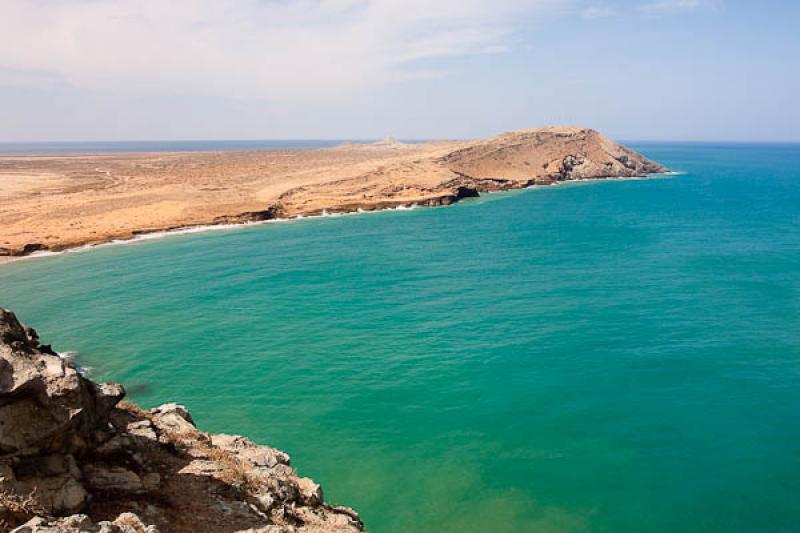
[0, 308, 363, 533]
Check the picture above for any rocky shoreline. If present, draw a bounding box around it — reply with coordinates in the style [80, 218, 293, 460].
[0, 127, 667, 260]
[0, 308, 364, 532]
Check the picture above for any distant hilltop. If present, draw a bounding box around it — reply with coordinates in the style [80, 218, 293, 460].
[331, 136, 410, 150]
[372, 136, 402, 146]
[0, 126, 668, 259]
[440, 126, 666, 182]
[267, 126, 668, 219]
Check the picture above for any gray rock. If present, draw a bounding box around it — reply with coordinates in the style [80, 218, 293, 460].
[83, 465, 145, 494]
[11, 512, 160, 532]
[126, 420, 158, 441]
[0, 308, 363, 532]
[0, 308, 124, 457]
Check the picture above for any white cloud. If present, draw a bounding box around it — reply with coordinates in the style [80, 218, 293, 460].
[0, 0, 561, 101]
[638, 0, 702, 15]
[581, 4, 614, 19]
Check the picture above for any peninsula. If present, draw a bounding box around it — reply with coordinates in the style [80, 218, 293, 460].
[0, 127, 666, 260]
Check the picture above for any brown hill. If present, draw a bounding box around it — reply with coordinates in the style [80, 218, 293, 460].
[440, 126, 664, 181]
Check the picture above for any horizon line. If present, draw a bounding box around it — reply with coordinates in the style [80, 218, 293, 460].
[1, 138, 799, 145]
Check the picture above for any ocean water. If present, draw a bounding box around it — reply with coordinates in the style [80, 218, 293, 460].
[1, 143, 799, 532]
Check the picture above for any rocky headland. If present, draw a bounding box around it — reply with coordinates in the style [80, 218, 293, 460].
[0, 307, 364, 533]
[0, 127, 666, 260]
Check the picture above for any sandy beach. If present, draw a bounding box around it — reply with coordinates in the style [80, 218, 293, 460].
[0, 127, 665, 261]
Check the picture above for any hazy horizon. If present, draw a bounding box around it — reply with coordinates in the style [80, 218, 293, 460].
[2, 136, 800, 145]
[1, 0, 798, 143]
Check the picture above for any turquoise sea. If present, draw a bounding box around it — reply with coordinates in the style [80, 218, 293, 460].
[1, 143, 799, 532]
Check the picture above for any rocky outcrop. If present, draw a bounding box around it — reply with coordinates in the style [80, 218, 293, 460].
[0, 308, 364, 533]
[261, 127, 667, 220]
[438, 126, 666, 183]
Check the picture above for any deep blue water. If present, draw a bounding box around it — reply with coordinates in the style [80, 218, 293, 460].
[1, 143, 799, 531]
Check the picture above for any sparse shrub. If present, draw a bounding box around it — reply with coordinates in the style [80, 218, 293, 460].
[114, 512, 148, 533]
[0, 488, 44, 530]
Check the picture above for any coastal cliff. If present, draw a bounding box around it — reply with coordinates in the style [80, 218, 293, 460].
[0, 126, 666, 259]
[0, 308, 364, 533]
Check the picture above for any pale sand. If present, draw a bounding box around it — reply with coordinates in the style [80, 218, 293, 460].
[0, 127, 666, 260]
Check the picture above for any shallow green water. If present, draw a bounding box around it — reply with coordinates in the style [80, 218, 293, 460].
[2, 143, 799, 532]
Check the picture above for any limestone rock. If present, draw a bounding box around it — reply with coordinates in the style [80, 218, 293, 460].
[0, 308, 124, 457]
[0, 307, 364, 532]
[83, 465, 145, 494]
[212, 434, 291, 468]
[10, 512, 160, 532]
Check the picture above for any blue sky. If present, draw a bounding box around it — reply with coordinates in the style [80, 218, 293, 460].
[0, 0, 797, 142]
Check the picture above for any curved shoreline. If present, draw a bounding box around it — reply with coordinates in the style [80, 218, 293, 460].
[0, 127, 670, 264]
[0, 172, 675, 267]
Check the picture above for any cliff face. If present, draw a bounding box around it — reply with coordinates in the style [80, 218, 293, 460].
[0, 308, 363, 533]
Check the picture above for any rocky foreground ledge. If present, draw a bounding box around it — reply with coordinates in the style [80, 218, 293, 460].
[0, 308, 363, 533]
